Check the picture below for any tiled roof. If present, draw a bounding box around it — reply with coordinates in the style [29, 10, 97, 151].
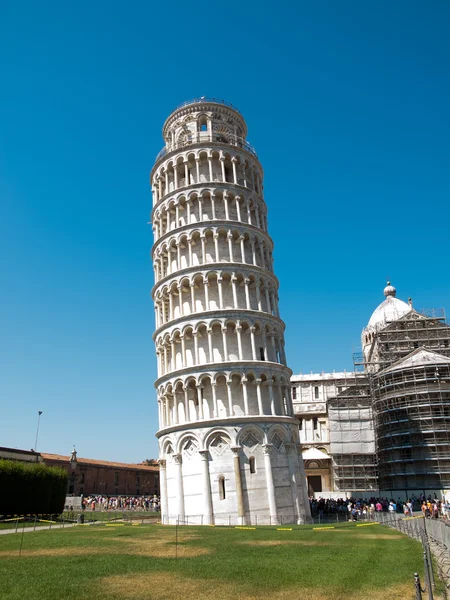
[40, 453, 159, 471]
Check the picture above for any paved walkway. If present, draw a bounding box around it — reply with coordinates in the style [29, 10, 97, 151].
[0, 522, 78, 535]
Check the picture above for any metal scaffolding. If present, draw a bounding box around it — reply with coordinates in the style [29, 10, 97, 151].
[365, 310, 450, 370]
[373, 353, 450, 491]
[328, 381, 378, 493]
[364, 308, 450, 493]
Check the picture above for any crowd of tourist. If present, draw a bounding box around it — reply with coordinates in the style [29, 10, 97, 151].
[310, 494, 450, 521]
[80, 495, 160, 512]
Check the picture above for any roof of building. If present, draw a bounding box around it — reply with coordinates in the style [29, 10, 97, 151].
[0, 447, 40, 457]
[380, 347, 450, 374]
[302, 448, 331, 460]
[40, 453, 159, 471]
[366, 282, 411, 331]
[291, 372, 365, 382]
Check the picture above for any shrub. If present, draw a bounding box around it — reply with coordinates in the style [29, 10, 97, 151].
[0, 459, 67, 516]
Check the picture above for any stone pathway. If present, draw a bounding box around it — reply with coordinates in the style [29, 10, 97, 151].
[0, 522, 78, 535]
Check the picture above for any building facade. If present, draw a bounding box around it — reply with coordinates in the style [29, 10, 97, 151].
[291, 372, 377, 496]
[0, 447, 160, 497]
[41, 451, 160, 497]
[0, 447, 42, 464]
[150, 98, 311, 524]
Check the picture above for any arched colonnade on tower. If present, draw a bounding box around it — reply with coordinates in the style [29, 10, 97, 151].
[153, 225, 273, 282]
[152, 188, 267, 240]
[153, 269, 280, 328]
[151, 149, 263, 206]
[160, 423, 296, 458]
[157, 369, 294, 428]
[155, 317, 287, 377]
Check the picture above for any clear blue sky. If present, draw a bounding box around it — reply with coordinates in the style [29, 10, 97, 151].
[1, 1, 449, 463]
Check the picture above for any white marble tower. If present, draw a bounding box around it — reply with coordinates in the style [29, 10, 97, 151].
[150, 98, 311, 524]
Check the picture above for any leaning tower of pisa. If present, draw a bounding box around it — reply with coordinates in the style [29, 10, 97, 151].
[150, 98, 311, 525]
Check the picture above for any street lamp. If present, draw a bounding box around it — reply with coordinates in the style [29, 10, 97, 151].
[34, 410, 43, 452]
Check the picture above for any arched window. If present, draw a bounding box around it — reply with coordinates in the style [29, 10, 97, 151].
[199, 115, 208, 133]
[314, 386, 319, 399]
[249, 456, 256, 474]
[219, 476, 226, 500]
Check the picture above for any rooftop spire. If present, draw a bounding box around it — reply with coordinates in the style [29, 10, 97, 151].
[384, 281, 397, 298]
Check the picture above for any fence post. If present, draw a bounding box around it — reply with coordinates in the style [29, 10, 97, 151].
[422, 517, 435, 588]
[422, 544, 434, 600]
[414, 573, 423, 600]
[424, 522, 435, 589]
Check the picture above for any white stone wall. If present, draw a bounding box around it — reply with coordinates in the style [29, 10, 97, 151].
[159, 422, 309, 524]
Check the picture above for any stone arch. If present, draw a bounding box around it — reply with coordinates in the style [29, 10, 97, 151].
[268, 425, 287, 452]
[161, 438, 175, 458]
[213, 372, 228, 418]
[237, 424, 264, 449]
[198, 373, 214, 420]
[177, 431, 200, 456]
[204, 428, 233, 454]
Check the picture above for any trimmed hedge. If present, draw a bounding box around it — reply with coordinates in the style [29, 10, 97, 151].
[0, 459, 67, 517]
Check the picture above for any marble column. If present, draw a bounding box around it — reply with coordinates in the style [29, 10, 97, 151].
[231, 446, 245, 525]
[173, 453, 185, 522]
[158, 459, 169, 524]
[262, 444, 278, 524]
[199, 449, 214, 525]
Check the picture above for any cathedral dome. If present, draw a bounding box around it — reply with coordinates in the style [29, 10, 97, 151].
[367, 282, 411, 330]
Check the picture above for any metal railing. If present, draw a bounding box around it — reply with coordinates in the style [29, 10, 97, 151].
[159, 511, 380, 526]
[371, 512, 450, 599]
[170, 97, 242, 115]
[155, 132, 258, 163]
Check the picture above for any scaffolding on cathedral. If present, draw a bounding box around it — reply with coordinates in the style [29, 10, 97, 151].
[362, 307, 450, 493]
[372, 347, 450, 492]
[328, 375, 378, 494]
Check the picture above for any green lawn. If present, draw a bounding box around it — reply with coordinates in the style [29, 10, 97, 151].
[0, 522, 439, 600]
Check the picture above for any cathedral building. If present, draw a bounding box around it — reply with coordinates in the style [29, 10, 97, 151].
[150, 98, 311, 524]
[291, 283, 450, 498]
[363, 283, 450, 494]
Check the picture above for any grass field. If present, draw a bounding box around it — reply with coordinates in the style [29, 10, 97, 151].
[0, 521, 441, 600]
